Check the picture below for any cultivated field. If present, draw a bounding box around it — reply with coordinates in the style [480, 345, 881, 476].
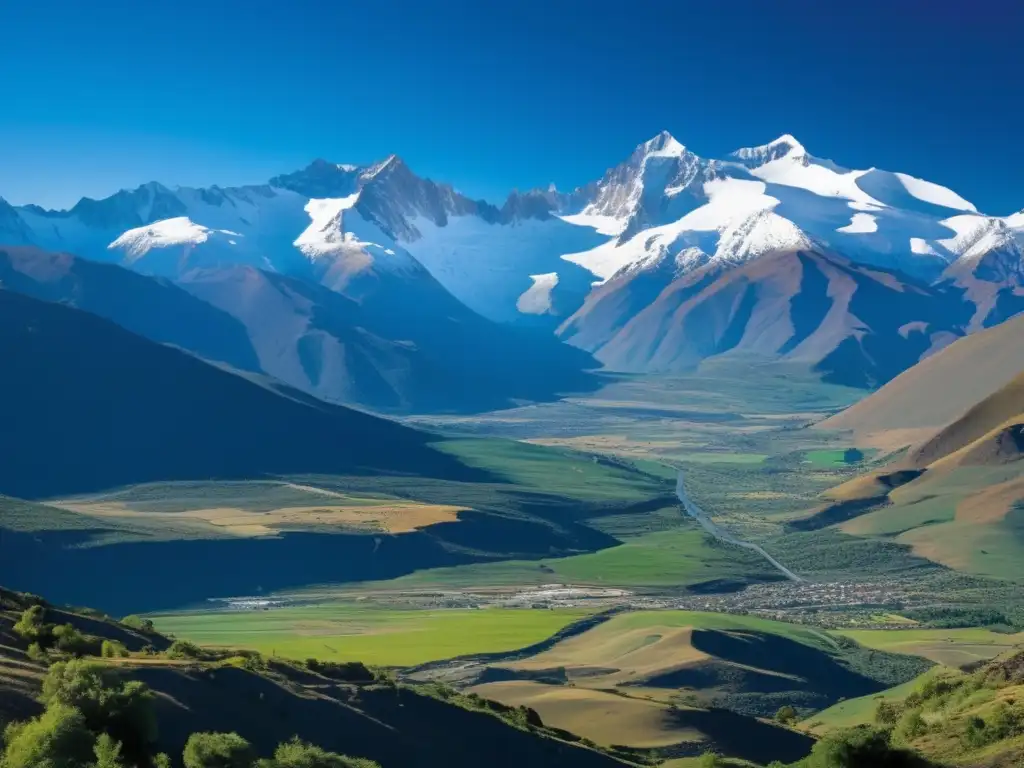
[835, 627, 1024, 667]
[151, 604, 593, 666]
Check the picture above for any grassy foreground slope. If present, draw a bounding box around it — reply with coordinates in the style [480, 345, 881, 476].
[803, 648, 1024, 767]
[0, 587, 631, 768]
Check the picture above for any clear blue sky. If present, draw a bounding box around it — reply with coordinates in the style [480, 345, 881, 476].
[2, 0, 1021, 213]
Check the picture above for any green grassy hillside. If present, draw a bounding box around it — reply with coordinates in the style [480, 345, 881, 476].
[0, 587, 632, 768]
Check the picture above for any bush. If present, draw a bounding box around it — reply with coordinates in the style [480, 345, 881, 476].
[803, 726, 933, 767]
[875, 699, 902, 726]
[121, 615, 156, 634]
[698, 751, 722, 768]
[52, 624, 102, 657]
[40, 660, 156, 762]
[92, 732, 127, 768]
[241, 652, 266, 673]
[13, 605, 50, 644]
[962, 715, 988, 748]
[26, 642, 49, 663]
[167, 640, 204, 660]
[261, 737, 381, 768]
[0, 702, 95, 768]
[775, 705, 798, 724]
[183, 732, 257, 768]
[101, 640, 130, 659]
[304, 659, 374, 683]
[959, 703, 1024, 749]
[892, 709, 926, 743]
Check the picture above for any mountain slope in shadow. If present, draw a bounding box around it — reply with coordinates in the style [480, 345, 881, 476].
[0, 288, 481, 500]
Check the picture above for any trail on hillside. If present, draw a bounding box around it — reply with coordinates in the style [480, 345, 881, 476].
[676, 471, 803, 582]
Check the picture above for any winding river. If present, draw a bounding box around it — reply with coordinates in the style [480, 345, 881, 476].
[676, 471, 804, 582]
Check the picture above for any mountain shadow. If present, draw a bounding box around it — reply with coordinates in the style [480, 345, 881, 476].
[0, 288, 483, 500]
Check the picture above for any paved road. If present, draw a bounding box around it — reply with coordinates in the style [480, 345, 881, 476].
[676, 471, 804, 582]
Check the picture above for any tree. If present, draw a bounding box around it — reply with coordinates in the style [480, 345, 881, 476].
[91, 733, 127, 768]
[27, 642, 49, 663]
[13, 605, 50, 643]
[101, 641, 129, 659]
[182, 732, 256, 768]
[697, 751, 722, 768]
[52, 624, 101, 657]
[874, 699, 901, 726]
[262, 738, 381, 768]
[40, 660, 156, 763]
[153, 754, 173, 768]
[804, 726, 933, 767]
[775, 705, 798, 725]
[167, 640, 204, 660]
[0, 703, 95, 768]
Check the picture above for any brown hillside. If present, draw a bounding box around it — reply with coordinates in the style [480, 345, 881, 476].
[908, 373, 1024, 468]
[820, 313, 1024, 448]
[560, 247, 973, 388]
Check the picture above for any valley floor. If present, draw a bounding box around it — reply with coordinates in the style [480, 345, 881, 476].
[8, 362, 1024, 765]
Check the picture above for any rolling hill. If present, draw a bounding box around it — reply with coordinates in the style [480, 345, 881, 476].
[0, 588, 633, 768]
[820, 313, 1024, 450]
[810, 317, 1024, 581]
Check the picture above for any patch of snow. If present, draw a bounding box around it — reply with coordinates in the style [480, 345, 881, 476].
[893, 172, 976, 213]
[406, 214, 605, 322]
[910, 238, 939, 256]
[109, 217, 240, 263]
[516, 272, 559, 315]
[294, 195, 420, 279]
[714, 210, 813, 263]
[749, 155, 882, 207]
[557, 212, 626, 237]
[837, 213, 878, 234]
[293, 195, 360, 258]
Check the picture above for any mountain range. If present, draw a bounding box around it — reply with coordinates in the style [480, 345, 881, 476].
[2, 131, 1023, 405]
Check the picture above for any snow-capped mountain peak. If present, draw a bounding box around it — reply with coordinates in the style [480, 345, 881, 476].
[714, 209, 815, 264]
[360, 154, 403, 180]
[269, 159, 363, 199]
[642, 130, 688, 158]
[941, 215, 1021, 265]
[730, 134, 807, 166]
[109, 216, 243, 266]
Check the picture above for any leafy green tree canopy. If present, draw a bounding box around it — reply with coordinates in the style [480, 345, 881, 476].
[182, 732, 257, 768]
[0, 703, 95, 768]
[803, 726, 934, 767]
[262, 738, 381, 768]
